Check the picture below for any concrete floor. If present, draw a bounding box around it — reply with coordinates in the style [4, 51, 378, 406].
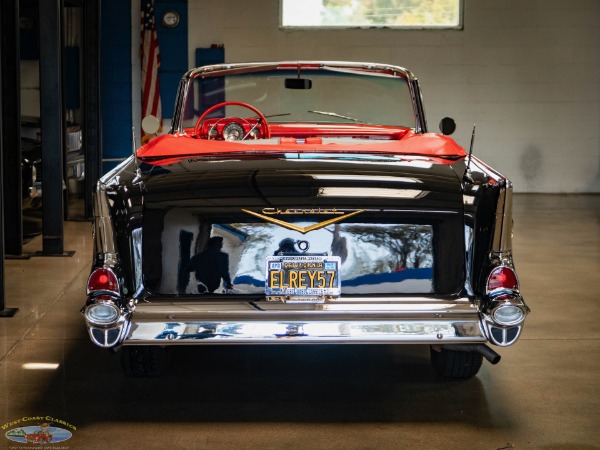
[0, 194, 599, 450]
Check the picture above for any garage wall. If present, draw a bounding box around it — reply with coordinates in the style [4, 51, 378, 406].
[186, 0, 600, 193]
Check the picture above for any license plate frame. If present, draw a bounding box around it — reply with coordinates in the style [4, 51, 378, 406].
[265, 255, 341, 303]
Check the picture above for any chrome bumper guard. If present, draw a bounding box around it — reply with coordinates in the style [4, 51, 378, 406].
[123, 298, 488, 345]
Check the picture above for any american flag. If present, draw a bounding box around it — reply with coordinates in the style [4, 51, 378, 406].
[140, 0, 162, 143]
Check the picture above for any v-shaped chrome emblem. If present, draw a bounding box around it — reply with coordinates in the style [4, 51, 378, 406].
[241, 209, 365, 234]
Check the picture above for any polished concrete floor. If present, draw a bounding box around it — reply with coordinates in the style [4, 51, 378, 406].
[0, 195, 599, 450]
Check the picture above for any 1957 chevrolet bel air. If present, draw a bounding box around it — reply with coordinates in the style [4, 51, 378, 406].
[82, 61, 529, 377]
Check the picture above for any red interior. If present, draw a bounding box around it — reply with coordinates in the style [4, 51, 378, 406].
[137, 123, 466, 161]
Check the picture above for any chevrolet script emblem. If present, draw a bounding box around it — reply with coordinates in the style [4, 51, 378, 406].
[242, 208, 364, 234]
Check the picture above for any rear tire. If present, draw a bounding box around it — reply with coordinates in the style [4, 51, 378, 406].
[122, 346, 171, 377]
[430, 346, 483, 379]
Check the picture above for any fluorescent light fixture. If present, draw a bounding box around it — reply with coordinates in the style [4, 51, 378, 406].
[22, 363, 60, 370]
[311, 174, 422, 184]
[318, 187, 426, 199]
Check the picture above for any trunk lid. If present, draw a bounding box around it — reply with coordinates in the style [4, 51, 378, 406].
[140, 155, 465, 298]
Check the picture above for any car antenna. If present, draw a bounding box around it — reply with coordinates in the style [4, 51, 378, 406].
[132, 127, 141, 180]
[463, 124, 476, 184]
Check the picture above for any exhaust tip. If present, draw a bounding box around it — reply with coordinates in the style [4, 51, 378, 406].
[440, 344, 501, 365]
[476, 344, 501, 364]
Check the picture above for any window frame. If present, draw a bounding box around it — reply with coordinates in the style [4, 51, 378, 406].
[279, 0, 464, 30]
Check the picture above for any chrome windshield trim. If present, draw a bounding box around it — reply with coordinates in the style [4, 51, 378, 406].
[183, 61, 415, 81]
[171, 61, 421, 133]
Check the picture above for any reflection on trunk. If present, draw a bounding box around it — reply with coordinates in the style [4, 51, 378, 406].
[143, 210, 434, 295]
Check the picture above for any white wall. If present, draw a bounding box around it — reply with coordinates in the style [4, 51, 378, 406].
[20, 60, 40, 118]
[186, 0, 600, 193]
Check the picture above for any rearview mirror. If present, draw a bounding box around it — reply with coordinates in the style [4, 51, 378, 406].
[285, 78, 312, 90]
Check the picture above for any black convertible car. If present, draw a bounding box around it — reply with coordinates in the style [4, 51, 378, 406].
[82, 61, 529, 377]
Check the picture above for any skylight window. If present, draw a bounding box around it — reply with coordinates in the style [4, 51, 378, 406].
[281, 0, 463, 29]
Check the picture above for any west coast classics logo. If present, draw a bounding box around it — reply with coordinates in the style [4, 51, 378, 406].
[3, 416, 76, 445]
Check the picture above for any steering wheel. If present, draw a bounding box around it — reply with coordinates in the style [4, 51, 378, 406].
[194, 101, 271, 139]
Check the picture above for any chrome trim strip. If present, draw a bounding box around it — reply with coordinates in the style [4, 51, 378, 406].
[492, 182, 513, 252]
[133, 297, 477, 313]
[93, 181, 118, 265]
[184, 61, 415, 82]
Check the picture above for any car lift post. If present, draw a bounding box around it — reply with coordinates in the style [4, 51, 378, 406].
[0, 0, 18, 317]
[1, 0, 23, 258]
[37, 0, 74, 257]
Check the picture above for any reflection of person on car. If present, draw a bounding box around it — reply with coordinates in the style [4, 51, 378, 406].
[274, 238, 298, 256]
[185, 236, 233, 293]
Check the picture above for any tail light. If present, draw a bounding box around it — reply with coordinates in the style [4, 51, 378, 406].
[486, 266, 525, 325]
[87, 268, 119, 295]
[487, 266, 518, 292]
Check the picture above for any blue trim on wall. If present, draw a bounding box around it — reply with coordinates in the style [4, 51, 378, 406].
[100, 0, 132, 174]
[100, 0, 188, 173]
[155, 1, 188, 118]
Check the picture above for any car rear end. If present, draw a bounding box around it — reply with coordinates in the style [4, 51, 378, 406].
[82, 153, 528, 377]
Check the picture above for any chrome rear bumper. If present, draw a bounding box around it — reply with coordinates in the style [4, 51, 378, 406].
[123, 298, 487, 345]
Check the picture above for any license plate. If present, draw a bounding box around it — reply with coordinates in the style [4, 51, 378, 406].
[266, 255, 341, 302]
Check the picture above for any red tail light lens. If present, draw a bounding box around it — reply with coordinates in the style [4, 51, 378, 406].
[87, 268, 119, 294]
[487, 266, 518, 291]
